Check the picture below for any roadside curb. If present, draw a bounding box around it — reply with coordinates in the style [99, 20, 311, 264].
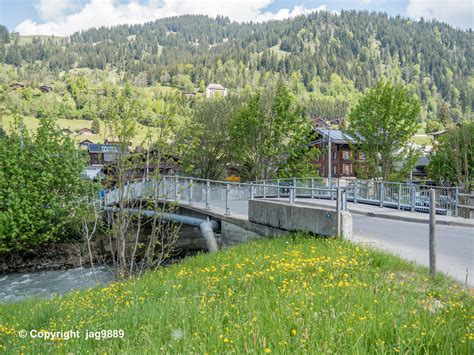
[289, 199, 474, 228]
[362, 211, 474, 228]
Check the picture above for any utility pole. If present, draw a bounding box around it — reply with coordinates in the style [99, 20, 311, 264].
[429, 189, 436, 277]
[327, 127, 332, 189]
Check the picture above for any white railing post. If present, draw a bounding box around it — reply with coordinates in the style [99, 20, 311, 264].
[397, 183, 402, 210]
[411, 185, 416, 212]
[250, 183, 255, 200]
[174, 176, 179, 201]
[354, 180, 358, 203]
[289, 187, 295, 204]
[205, 180, 210, 210]
[293, 178, 297, 198]
[263, 180, 266, 198]
[225, 183, 230, 215]
[188, 178, 193, 205]
[310, 178, 315, 199]
[379, 182, 384, 207]
[277, 179, 281, 198]
[454, 187, 459, 217]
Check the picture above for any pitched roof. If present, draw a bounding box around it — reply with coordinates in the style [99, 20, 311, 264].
[314, 128, 356, 144]
[88, 144, 121, 153]
[206, 83, 225, 90]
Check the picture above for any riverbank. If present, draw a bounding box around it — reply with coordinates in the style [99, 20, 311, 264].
[0, 241, 107, 273]
[0, 234, 471, 353]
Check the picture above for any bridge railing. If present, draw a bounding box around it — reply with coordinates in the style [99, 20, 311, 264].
[103, 176, 341, 216]
[103, 175, 459, 217]
[253, 177, 459, 216]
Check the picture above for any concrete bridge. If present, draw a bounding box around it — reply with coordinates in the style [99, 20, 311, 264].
[104, 176, 353, 246]
[103, 176, 473, 285]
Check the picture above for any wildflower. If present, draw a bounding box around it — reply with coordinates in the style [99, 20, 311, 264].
[265, 348, 271, 353]
[291, 329, 297, 336]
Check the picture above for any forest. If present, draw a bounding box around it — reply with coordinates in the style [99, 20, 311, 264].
[0, 11, 472, 129]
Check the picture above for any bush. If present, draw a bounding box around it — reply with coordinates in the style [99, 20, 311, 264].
[0, 116, 89, 252]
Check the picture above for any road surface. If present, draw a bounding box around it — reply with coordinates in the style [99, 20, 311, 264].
[351, 214, 473, 286]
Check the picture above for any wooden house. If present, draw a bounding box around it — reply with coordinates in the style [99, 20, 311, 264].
[76, 128, 94, 136]
[205, 83, 227, 98]
[311, 129, 367, 178]
[78, 139, 93, 149]
[10, 83, 24, 90]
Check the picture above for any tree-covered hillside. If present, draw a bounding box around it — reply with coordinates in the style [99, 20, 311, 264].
[0, 11, 472, 124]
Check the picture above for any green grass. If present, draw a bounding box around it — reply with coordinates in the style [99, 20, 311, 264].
[2, 115, 161, 147]
[0, 235, 472, 353]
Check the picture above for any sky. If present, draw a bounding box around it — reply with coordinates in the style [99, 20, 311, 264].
[0, 0, 472, 36]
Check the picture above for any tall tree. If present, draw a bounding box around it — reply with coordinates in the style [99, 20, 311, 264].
[231, 81, 314, 180]
[179, 96, 238, 180]
[347, 80, 420, 181]
[428, 121, 473, 190]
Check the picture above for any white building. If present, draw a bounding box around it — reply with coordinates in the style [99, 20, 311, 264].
[205, 83, 227, 98]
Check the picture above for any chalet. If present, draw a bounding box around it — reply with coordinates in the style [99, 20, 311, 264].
[311, 129, 366, 178]
[78, 139, 93, 149]
[88, 144, 128, 166]
[205, 83, 227, 98]
[39, 85, 53, 93]
[101, 150, 181, 184]
[10, 83, 24, 90]
[76, 128, 94, 136]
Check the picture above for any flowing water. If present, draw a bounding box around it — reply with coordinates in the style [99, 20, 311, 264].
[0, 266, 114, 303]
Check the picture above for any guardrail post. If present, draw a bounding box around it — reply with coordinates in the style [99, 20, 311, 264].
[225, 183, 230, 215]
[379, 182, 384, 207]
[277, 179, 281, 198]
[205, 180, 210, 210]
[454, 187, 459, 217]
[289, 187, 295, 204]
[342, 188, 347, 211]
[263, 180, 266, 198]
[336, 187, 342, 236]
[310, 178, 315, 199]
[293, 178, 297, 198]
[188, 178, 193, 205]
[250, 183, 255, 200]
[410, 185, 416, 212]
[353, 180, 358, 203]
[174, 176, 179, 201]
[397, 183, 402, 210]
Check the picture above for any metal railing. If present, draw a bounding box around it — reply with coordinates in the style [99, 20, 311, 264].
[103, 176, 342, 216]
[254, 177, 459, 216]
[103, 175, 460, 217]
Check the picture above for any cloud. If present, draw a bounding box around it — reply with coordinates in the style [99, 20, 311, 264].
[35, 0, 75, 21]
[406, 0, 473, 29]
[15, 0, 327, 36]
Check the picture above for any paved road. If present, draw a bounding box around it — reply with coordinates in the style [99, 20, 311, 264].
[351, 214, 474, 286]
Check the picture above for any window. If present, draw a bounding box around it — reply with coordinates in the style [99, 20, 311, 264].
[333, 164, 337, 174]
[333, 150, 337, 160]
[343, 164, 351, 175]
[342, 150, 350, 160]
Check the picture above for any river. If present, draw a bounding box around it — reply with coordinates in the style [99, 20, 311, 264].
[0, 266, 114, 303]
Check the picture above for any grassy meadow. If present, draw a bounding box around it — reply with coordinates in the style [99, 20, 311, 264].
[0, 235, 472, 353]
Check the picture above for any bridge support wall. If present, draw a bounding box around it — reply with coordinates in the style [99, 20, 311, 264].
[248, 199, 352, 238]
